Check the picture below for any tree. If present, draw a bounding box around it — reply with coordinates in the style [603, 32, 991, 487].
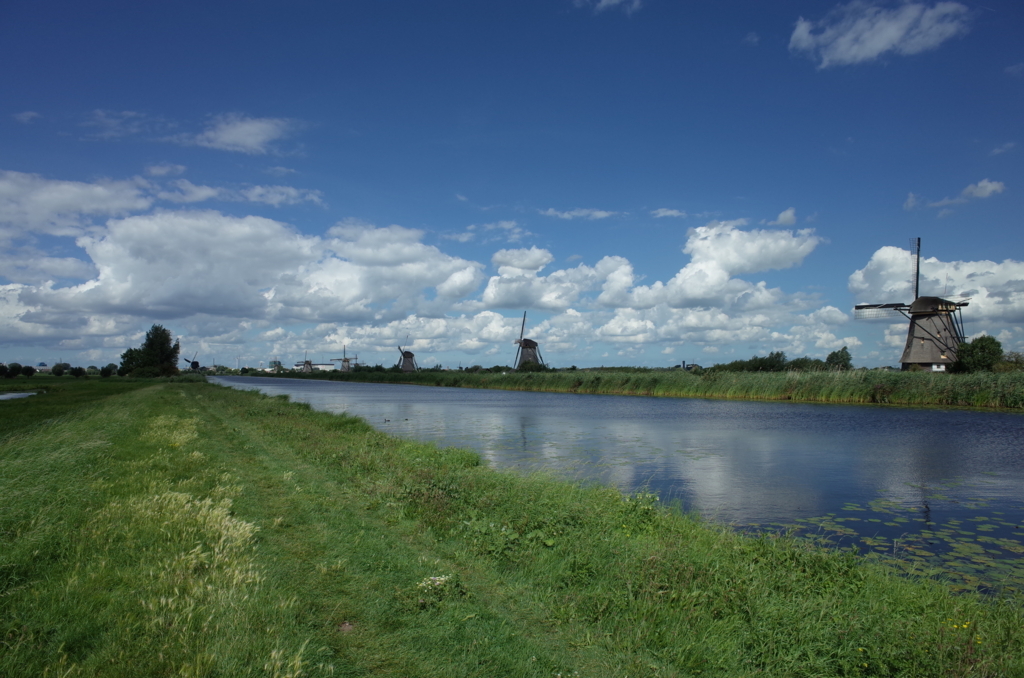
[6, 363, 22, 378]
[51, 364, 65, 377]
[826, 346, 853, 371]
[119, 324, 180, 377]
[69, 366, 87, 378]
[953, 335, 1003, 373]
[21, 365, 36, 378]
[0, 364, 7, 379]
[100, 363, 118, 378]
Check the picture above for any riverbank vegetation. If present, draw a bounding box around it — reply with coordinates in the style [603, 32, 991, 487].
[267, 367, 1024, 409]
[3, 380, 1022, 676]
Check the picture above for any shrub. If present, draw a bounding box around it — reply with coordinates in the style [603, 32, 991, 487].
[51, 364, 65, 377]
[100, 363, 117, 378]
[69, 366, 87, 378]
[0, 364, 7, 379]
[6, 362, 22, 378]
[21, 365, 36, 378]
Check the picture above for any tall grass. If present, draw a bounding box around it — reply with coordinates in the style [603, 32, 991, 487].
[2, 381, 1022, 676]
[270, 369, 1024, 409]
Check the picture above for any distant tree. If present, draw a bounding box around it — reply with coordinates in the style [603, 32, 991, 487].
[51, 364, 65, 377]
[21, 365, 36, 378]
[100, 363, 117, 378]
[517, 361, 548, 372]
[119, 324, 180, 377]
[826, 346, 853, 371]
[787, 356, 828, 372]
[995, 351, 1024, 373]
[0, 364, 7, 379]
[6, 363, 22, 378]
[69, 366, 87, 378]
[953, 336, 1003, 373]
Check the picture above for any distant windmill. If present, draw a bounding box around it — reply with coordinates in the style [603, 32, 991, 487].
[854, 237, 969, 372]
[181, 351, 200, 371]
[330, 344, 357, 372]
[396, 339, 418, 372]
[513, 311, 545, 370]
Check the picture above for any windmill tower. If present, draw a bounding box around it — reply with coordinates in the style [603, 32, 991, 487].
[181, 351, 200, 371]
[854, 238, 969, 372]
[513, 311, 545, 370]
[396, 342, 418, 372]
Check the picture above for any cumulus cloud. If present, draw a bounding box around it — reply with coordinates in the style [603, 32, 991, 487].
[651, 208, 686, 218]
[790, 1, 970, 68]
[176, 114, 294, 154]
[768, 207, 797, 226]
[238, 184, 323, 206]
[1006, 63, 1024, 77]
[156, 179, 223, 203]
[81, 109, 168, 139]
[850, 246, 1024, 325]
[0, 170, 152, 238]
[540, 207, 616, 220]
[13, 111, 40, 124]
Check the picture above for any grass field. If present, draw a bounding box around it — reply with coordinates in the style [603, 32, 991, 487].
[2, 379, 1023, 676]
[272, 369, 1024, 410]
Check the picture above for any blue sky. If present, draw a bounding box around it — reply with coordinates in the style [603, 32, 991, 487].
[2, 0, 1022, 369]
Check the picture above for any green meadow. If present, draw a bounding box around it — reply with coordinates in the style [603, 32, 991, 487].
[2, 379, 1023, 677]
[272, 368, 1024, 410]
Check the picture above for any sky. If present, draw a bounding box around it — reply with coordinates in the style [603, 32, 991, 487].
[1, 0, 1022, 370]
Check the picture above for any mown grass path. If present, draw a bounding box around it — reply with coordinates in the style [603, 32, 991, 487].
[2, 381, 1022, 677]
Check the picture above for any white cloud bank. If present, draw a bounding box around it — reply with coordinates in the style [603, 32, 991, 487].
[174, 114, 294, 155]
[790, 1, 970, 68]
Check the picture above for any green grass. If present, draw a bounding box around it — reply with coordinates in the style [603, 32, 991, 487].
[271, 369, 1024, 409]
[2, 380, 1023, 676]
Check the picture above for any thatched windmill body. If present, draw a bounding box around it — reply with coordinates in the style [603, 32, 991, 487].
[854, 238, 969, 372]
[513, 311, 545, 370]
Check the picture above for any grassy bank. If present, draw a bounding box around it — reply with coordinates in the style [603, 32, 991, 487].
[2, 381, 1023, 677]
[267, 368, 1024, 409]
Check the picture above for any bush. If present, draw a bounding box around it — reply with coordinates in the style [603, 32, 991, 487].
[51, 364, 65, 377]
[69, 366, 87, 378]
[953, 335, 1003, 373]
[21, 365, 36, 378]
[6, 362, 22, 378]
[0, 364, 7, 379]
[100, 363, 117, 378]
[517, 360, 548, 372]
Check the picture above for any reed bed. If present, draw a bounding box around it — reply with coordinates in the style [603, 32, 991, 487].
[274, 369, 1024, 409]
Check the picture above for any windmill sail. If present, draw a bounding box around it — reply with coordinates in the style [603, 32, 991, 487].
[513, 311, 544, 369]
[397, 345, 418, 372]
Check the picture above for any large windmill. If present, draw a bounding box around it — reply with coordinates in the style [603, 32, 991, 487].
[330, 345, 357, 372]
[854, 238, 969, 372]
[513, 311, 545, 370]
[396, 341, 418, 372]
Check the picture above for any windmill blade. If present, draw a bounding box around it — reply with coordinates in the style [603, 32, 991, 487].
[854, 303, 909, 320]
[909, 237, 921, 300]
[191, 351, 198, 362]
[519, 311, 527, 342]
[513, 344, 522, 369]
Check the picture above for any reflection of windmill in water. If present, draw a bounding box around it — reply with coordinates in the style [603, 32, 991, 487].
[854, 238, 970, 372]
[396, 339, 418, 372]
[513, 311, 545, 370]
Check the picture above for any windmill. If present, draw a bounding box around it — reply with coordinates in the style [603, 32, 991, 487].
[330, 344, 357, 372]
[181, 351, 200, 371]
[396, 340, 418, 372]
[513, 311, 545, 370]
[854, 238, 969, 372]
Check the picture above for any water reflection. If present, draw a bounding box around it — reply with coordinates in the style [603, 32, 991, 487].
[213, 376, 1024, 524]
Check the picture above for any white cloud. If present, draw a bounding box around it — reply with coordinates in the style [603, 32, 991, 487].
[13, 111, 40, 124]
[266, 166, 297, 176]
[790, 1, 970, 68]
[990, 142, 1015, 156]
[744, 32, 760, 46]
[540, 207, 616, 220]
[651, 208, 686, 218]
[1006, 63, 1024, 77]
[480, 220, 531, 243]
[179, 114, 294, 155]
[81, 109, 167, 139]
[961, 178, 1004, 199]
[456, 194, 468, 202]
[238, 184, 323, 206]
[768, 207, 797, 226]
[156, 179, 223, 203]
[0, 170, 152, 238]
[146, 164, 186, 177]
[850, 246, 1024, 325]
[903, 192, 919, 210]
[492, 246, 554, 272]
[573, 0, 642, 14]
